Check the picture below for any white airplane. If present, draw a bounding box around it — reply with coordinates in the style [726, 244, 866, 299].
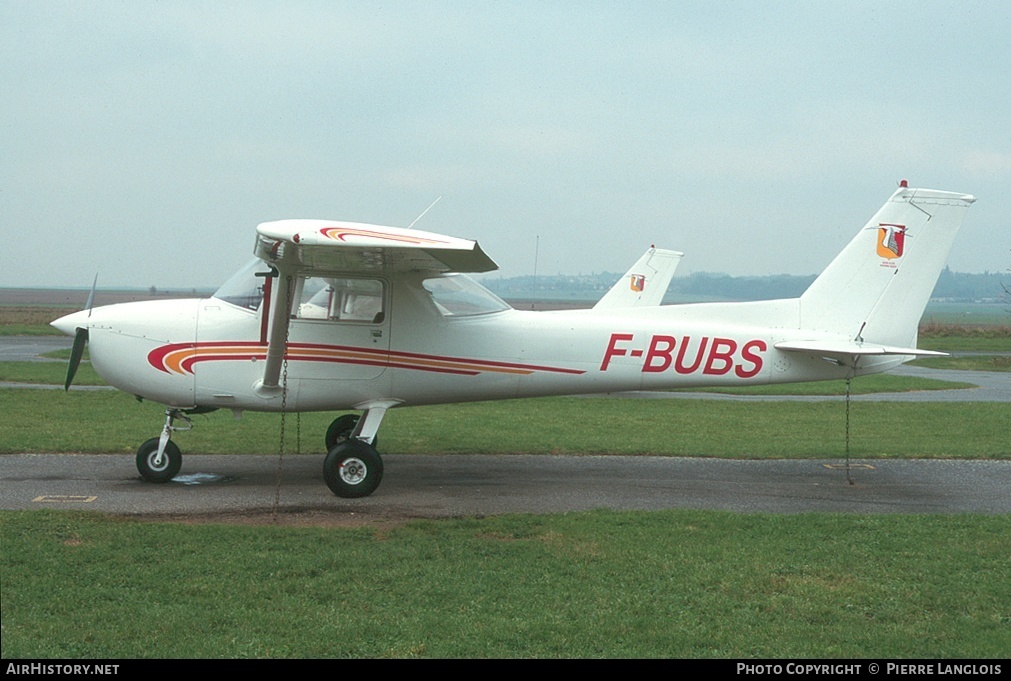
[52, 183, 975, 498]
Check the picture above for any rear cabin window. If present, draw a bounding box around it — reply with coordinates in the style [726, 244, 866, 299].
[294, 277, 385, 323]
[422, 274, 510, 317]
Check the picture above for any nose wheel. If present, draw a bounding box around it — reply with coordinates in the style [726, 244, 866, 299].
[136, 438, 182, 483]
[136, 408, 192, 483]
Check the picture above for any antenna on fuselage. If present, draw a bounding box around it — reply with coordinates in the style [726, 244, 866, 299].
[407, 196, 442, 229]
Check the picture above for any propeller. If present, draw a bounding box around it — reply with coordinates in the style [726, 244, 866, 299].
[64, 274, 97, 391]
[64, 327, 89, 390]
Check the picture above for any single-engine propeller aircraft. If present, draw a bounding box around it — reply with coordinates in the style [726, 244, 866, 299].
[53, 183, 975, 497]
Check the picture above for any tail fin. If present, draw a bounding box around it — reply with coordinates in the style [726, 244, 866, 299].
[799, 185, 975, 348]
[592, 247, 682, 311]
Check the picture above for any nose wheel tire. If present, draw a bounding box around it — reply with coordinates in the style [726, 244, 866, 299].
[136, 438, 182, 483]
[323, 439, 383, 498]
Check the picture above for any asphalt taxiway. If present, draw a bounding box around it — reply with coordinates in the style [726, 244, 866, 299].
[1, 453, 1009, 519]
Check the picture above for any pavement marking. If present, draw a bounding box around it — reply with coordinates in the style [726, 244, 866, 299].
[822, 463, 876, 470]
[33, 495, 97, 503]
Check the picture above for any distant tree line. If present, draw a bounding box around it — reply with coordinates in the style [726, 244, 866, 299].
[482, 268, 1008, 303]
[931, 267, 1008, 302]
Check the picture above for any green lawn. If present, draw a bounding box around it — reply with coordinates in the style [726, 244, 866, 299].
[2, 510, 1008, 658]
[910, 355, 1011, 372]
[0, 360, 103, 386]
[3, 389, 1008, 459]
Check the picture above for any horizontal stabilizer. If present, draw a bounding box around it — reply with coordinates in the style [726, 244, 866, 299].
[592, 248, 682, 311]
[775, 340, 947, 358]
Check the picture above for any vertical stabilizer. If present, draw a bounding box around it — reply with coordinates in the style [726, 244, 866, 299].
[799, 186, 975, 347]
[593, 247, 683, 311]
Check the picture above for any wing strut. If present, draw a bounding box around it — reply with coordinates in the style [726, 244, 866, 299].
[255, 252, 298, 395]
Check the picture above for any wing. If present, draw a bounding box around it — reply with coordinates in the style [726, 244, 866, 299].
[255, 220, 498, 274]
[252, 220, 498, 394]
[592, 247, 683, 311]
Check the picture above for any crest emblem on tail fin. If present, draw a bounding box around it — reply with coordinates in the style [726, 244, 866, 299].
[876, 223, 906, 259]
[629, 274, 645, 292]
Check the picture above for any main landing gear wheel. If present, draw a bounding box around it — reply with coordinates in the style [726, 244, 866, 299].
[136, 438, 182, 483]
[323, 439, 384, 498]
[325, 414, 377, 452]
[325, 414, 359, 450]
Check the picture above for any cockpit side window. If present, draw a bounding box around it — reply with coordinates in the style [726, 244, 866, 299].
[213, 259, 267, 311]
[213, 262, 386, 324]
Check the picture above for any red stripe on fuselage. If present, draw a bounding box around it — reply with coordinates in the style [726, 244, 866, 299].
[148, 341, 584, 377]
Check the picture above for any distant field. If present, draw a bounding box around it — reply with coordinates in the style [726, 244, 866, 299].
[920, 301, 1009, 326]
[917, 322, 1011, 353]
[0, 288, 211, 335]
[0, 307, 64, 335]
[2, 290, 1009, 338]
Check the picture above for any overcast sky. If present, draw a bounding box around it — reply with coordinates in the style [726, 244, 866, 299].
[3, 1, 1009, 290]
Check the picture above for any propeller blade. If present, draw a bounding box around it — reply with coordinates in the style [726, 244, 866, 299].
[64, 327, 89, 391]
[86, 273, 98, 316]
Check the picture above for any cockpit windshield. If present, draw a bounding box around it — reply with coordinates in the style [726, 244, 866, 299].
[213, 259, 267, 311]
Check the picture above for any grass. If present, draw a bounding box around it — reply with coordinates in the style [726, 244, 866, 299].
[1, 510, 1008, 658]
[0, 307, 73, 336]
[0, 361, 104, 386]
[917, 323, 1011, 353]
[910, 355, 1011, 372]
[2, 389, 1008, 459]
[686, 374, 977, 395]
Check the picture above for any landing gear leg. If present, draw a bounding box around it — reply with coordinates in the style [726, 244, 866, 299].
[136, 408, 190, 483]
[325, 413, 380, 452]
[322, 404, 391, 498]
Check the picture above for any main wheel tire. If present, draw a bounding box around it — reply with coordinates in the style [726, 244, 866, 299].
[136, 437, 182, 483]
[323, 439, 384, 498]
[324, 414, 377, 452]
[325, 414, 359, 450]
